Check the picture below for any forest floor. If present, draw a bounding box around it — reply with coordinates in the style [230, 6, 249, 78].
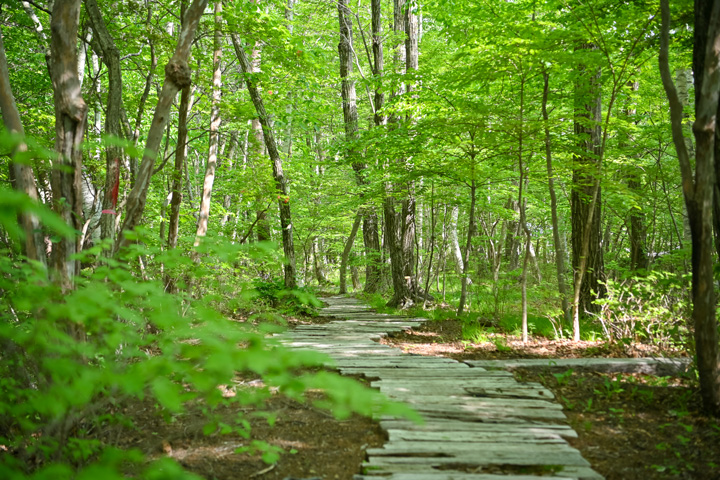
[123, 310, 720, 480]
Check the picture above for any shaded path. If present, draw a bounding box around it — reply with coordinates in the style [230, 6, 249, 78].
[278, 296, 603, 480]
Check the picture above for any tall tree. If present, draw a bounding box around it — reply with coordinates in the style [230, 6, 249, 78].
[85, 0, 123, 242]
[337, 0, 382, 293]
[571, 43, 605, 320]
[0, 26, 46, 266]
[195, 1, 223, 245]
[659, 0, 720, 416]
[542, 71, 571, 325]
[232, 35, 297, 288]
[49, 0, 87, 291]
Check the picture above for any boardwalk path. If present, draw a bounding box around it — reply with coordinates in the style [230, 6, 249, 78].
[276, 296, 603, 480]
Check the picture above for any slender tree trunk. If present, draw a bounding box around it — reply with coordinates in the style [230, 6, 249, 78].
[448, 205, 464, 273]
[571, 43, 605, 326]
[195, 1, 223, 245]
[313, 237, 328, 285]
[542, 71, 571, 325]
[50, 0, 87, 292]
[232, 35, 297, 288]
[385, 197, 411, 305]
[423, 183, 436, 308]
[338, 0, 381, 293]
[371, 0, 385, 128]
[164, 89, 189, 292]
[361, 0, 385, 293]
[85, 0, 123, 243]
[660, 0, 720, 416]
[517, 73, 531, 343]
[115, 0, 209, 253]
[457, 176, 476, 315]
[0, 27, 46, 266]
[340, 213, 362, 294]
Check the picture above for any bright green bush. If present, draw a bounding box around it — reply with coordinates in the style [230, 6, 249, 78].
[593, 271, 691, 348]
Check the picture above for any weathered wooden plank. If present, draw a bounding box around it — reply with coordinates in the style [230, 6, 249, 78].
[355, 465, 603, 480]
[379, 420, 578, 438]
[362, 446, 591, 467]
[385, 394, 561, 409]
[349, 368, 509, 378]
[354, 473, 569, 480]
[336, 356, 461, 364]
[463, 357, 690, 376]
[386, 428, 567, 443]
[404, 404, 566, 422]
[372, 379, 554, 399]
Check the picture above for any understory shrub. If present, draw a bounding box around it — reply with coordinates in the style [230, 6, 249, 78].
[593, 271, 691, 349]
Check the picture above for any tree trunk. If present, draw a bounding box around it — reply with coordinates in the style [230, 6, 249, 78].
[571, 43, 605, 320]
[385, 197, 412, 306]
[50, 0, 87, 292]
[115, 0, 209, 253]
[313, 237, 329, 285]
[340, 213, 362, 294]
[371, 0, 385, 127]
[232, 35, 297, 288]
[85, 0, 123, 243]
[660, 0, 720, 415]
[423, 183, 436, 308]
[457, 177, 476, 315]
[195, 1, 223, 245]
[449, 205, 464, 273]
[542, 71, 571, 325]
[338, 0, 382, 293]
[164, 85, 190, 293]
[0, 26, 46, 266]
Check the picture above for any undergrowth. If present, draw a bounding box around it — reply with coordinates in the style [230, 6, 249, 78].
[0, 190, 418, 479]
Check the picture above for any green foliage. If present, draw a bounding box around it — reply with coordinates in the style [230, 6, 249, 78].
[252, 277, 323, 316]
[500, 314, 556, 339]
[0, 195, 415, 479]
[593, 271, 691, 349]
[461, 321, 492, 344]
[553, 369, 574, 387]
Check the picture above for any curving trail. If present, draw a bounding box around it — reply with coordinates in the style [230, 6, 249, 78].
[278, 296, 603, 480]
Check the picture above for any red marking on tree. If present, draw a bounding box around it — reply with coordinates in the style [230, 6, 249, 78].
[102, 157, 121, 215]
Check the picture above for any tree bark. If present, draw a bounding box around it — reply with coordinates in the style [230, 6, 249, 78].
[448, 205, 463, 273]
[371, 0, 385, 127]
[542, 71, 571, 325]
[571, 43, 605, 320]
[195, 1, 223, 245]
[50, 0, 87, 292]
[339, 213, 362, 294]
[659, 0, 720, 416]
[457, 177, 476, 315]
[249, 40, 271, 241]
[232, 35, 297, 288]
[0, 26, 46, 267]
[164, 86, 189, 293]
[85, 0, 123, 243]
[518, 73, 531, 343]
[115, 0, 209, 253]
[338, 0, 382, 293]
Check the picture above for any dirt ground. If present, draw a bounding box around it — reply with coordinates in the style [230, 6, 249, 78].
[116, 389, 385, 480]
[118, 315, 719, 480]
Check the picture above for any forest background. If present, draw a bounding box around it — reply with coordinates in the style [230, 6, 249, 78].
[1, 0, 719, 478]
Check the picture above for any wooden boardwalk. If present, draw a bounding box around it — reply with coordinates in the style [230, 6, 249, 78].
[276, 296, 603, 480]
